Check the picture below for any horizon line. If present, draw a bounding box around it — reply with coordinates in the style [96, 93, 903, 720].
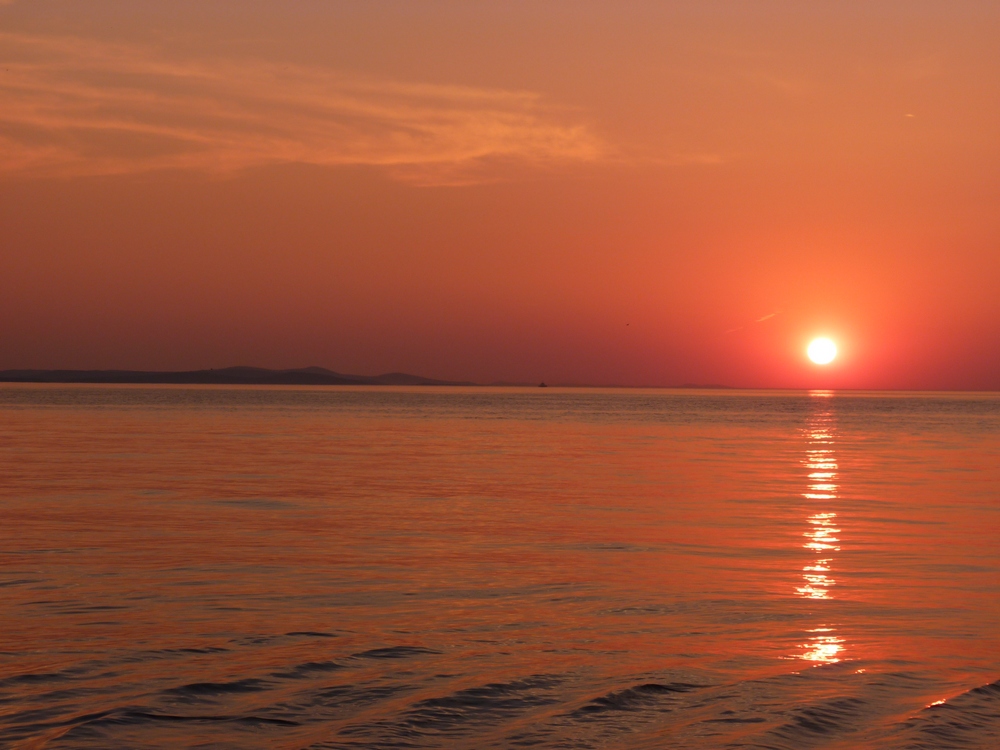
[0, 366, 997, 393]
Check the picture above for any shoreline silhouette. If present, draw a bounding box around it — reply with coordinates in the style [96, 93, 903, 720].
[0, 366, 473, 387]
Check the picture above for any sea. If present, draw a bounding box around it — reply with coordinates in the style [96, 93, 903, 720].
[1, 385, 999, 749]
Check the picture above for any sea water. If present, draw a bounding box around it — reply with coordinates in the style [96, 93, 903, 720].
[1, 385, 999, 749]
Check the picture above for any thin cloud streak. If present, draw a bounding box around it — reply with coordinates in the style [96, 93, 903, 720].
[725, 311, 780, 334]
[0, 32, 606, 184]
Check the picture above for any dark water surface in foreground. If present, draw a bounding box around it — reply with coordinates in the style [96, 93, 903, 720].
[2, 385, 999, 749]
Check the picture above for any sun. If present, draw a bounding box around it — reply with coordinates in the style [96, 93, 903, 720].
[807, 338, 837, 365]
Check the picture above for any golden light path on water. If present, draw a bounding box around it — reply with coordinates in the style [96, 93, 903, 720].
[796, 391, 845, 664]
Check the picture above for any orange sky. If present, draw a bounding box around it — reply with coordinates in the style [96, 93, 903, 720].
[2, 1, 999, 389]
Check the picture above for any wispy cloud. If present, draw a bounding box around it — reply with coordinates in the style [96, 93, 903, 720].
[725, 311, 779, 335]
[0, 33, 605, 183]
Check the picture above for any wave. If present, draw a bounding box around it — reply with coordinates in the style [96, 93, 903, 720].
[5, 638, 1000, 749]
[896, 679, 1000, 749]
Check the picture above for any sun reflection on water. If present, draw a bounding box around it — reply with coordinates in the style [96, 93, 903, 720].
[800, 627, 845, 663]
[795, 395, 846, 663]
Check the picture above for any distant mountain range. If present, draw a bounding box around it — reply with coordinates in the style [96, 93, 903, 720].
[0, 367, 739, 389]
[0, 366, 474, 386]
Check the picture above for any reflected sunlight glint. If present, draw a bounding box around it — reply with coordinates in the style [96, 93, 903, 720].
[795, 398, 848, 664]
[800, 627, 845, 663]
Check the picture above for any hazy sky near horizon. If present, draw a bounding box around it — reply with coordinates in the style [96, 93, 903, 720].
[2, 1, 999, 388]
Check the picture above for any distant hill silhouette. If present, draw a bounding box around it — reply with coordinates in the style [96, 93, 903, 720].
[0, 366, 474, 386]
[675, 383, 733, 389]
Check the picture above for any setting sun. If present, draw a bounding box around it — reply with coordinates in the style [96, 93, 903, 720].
[807, 338, 838, 365]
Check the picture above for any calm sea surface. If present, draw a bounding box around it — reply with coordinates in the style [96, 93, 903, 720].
[2, 385, 999, 749]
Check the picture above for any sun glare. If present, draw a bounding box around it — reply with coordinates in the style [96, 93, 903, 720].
[807, 338, 837, 365]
